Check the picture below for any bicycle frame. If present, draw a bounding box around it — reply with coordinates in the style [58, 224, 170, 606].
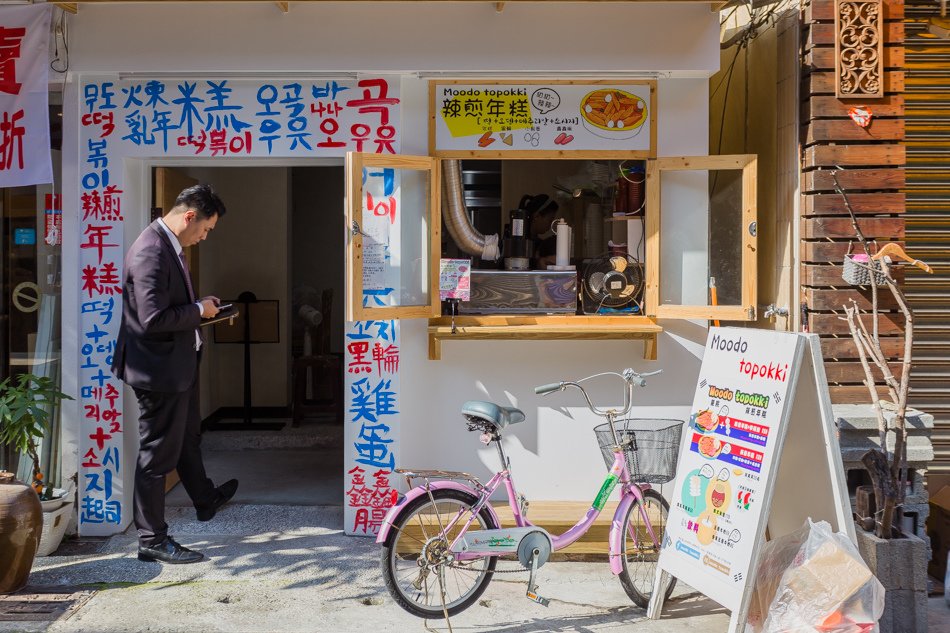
[377, 368, 668, 581]
[379, 446, 661, 577]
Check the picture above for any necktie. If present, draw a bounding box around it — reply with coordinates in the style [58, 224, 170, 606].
[179, 251, 202, 350]
[179, 251, 196, 302]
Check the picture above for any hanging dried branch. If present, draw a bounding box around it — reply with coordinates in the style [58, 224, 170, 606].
[833, 166, 917, 536]
[845, 303, 888, 455]
[853, 307, 900, 402]
[832, 169, 881, 340]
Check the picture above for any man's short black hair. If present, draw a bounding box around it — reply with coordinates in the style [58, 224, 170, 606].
[172, 184, 227, 219]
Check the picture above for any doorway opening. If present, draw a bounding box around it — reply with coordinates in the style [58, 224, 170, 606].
[151, 164, 345, 508]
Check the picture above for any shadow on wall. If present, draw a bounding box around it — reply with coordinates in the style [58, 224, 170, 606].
[395, 319, 712, 501]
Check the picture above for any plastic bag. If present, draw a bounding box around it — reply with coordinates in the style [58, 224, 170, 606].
[746, 519, 884, 633]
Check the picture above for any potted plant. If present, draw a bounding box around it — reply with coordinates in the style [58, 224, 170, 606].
[834, 171, 929, 633]
[0, 373, 72, 501]
[0, 373, 72, 589]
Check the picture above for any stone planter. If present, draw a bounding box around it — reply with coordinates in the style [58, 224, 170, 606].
[855, 525, 928, 633]
[834, 405, 934, 543]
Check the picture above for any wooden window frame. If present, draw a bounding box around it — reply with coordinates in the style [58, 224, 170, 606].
[644, 154, 758, 321]
[345, 152, 442, 321]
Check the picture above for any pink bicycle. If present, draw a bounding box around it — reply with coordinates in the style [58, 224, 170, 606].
[376, 368, 684, 618]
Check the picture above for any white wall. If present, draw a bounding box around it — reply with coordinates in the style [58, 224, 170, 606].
[68, 3, 718, 77]
[397, 76, 710, 501]
[60, 2, 719, 504]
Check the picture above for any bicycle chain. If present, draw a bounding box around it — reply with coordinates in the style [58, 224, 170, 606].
[443, 559, 528, 574]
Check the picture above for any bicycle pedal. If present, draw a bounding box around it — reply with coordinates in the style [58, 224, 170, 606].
[526, 589, 550, 607]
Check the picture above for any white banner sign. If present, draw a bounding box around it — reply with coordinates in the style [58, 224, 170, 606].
[0, 4, 51, 187]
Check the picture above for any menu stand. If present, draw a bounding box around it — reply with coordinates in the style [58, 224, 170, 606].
[205, 291, 286, 431]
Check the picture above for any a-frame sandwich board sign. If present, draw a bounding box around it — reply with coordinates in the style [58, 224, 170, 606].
[647, 327, 855, 632]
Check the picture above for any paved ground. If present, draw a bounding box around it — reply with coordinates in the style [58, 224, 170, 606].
[5, 504, 731, 633]
[6, 504, 950, 632]
[6, 422, 948, 632]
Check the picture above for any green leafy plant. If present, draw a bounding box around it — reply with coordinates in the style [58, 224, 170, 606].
[0, 373, 72, 498]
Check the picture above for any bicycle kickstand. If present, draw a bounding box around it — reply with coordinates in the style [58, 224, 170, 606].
[525, 548, 550, 607]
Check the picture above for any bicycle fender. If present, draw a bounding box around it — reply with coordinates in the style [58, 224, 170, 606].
[608, 493, 638, 575]
[375, 480, 498, 546]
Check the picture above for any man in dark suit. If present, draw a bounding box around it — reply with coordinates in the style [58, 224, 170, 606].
[112, 184, 238, 564]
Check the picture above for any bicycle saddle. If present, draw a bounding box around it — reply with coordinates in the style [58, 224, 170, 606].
[461, 400, 525, 430]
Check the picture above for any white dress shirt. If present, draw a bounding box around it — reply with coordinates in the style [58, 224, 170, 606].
[157, 217, 203, 350]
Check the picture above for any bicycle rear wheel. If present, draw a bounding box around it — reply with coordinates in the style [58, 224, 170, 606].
[618, 488, 675, 608]
[380, 489, 497, 618]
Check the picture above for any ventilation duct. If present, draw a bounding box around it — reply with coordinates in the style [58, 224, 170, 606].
[441, 159, 500, 260]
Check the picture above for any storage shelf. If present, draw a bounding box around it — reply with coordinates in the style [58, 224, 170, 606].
[605, 214, 644, 222]
[427, 315, 661, 361]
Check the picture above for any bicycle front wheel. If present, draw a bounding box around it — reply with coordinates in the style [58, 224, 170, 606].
[618, 488, 675, 608]
[381, 489, 497, 618]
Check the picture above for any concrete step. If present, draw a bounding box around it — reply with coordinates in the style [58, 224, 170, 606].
[201, 421, 342, 451]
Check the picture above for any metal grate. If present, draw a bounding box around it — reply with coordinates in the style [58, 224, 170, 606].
[0, 587, 95, 622]
[906, 1, 950, 475]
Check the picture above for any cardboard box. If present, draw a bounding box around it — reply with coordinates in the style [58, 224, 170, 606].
[927, 485, 950, 580]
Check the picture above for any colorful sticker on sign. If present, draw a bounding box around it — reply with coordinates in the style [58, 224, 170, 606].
[439, 258, 471, 301]
[45, 193, 62, 245]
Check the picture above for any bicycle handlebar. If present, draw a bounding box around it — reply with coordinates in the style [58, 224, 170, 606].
[534, 368, 662, 419]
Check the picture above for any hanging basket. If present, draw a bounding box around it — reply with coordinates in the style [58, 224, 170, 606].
[842, 245, 888, 287]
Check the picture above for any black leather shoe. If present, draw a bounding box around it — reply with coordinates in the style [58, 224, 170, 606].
[196, 478, 239, 522]
[137, 537, 205, 564]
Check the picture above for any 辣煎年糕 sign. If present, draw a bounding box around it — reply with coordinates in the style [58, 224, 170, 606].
[430, 80, 655, 158]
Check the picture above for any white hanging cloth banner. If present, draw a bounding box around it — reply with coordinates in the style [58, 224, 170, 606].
[0, 4, 52, 187]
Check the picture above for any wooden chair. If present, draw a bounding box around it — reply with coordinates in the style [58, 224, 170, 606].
[291, 288, 343, 426]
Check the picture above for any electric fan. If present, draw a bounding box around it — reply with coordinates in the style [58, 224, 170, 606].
[581, 254, 644, 315]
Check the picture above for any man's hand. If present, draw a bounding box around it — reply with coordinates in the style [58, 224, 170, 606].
[199, 296, 221, 318]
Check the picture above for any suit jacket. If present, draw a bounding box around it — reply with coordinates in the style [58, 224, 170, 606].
[111, 220, 202, 393]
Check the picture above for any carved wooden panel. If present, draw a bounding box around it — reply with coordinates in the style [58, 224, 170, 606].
[834, 0, 884, 98]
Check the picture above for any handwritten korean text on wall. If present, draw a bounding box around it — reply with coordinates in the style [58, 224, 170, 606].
[77, 77, 400, 536]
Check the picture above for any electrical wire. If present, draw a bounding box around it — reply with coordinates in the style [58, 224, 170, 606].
[50, 8, 69, 74]
[710, 46, 742, 102]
